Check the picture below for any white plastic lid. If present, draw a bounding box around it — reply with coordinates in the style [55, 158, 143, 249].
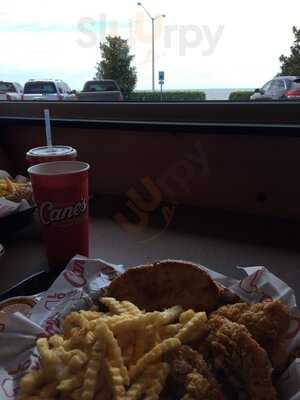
[27, 146, 77, 158]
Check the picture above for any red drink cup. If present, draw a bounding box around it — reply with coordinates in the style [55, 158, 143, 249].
[28, 161, 90, 270]
[26, 146, 77, 166]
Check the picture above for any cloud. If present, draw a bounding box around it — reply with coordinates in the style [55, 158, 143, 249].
[0, 23, 77, 33]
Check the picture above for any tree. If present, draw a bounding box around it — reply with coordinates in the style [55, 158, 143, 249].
[279, 26, 300, 76]
[95, 36, 137, 97]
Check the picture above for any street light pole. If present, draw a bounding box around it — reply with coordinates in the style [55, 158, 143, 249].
[137, 2, 165, 92]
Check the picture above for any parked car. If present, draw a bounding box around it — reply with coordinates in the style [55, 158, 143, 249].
[0, 81, 23, 100]
[23, 79, 76, 101]
[251, 76, 300, 101]
[77, 80, 124, 102]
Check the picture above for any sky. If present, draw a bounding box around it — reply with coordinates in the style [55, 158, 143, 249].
[0, 0, 299, 90]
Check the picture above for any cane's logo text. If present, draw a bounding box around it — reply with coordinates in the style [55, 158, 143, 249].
[40, 199, 88, 225]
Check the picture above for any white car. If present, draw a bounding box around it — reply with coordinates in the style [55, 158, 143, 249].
[0, 81, 23, 100]
[23, 79, 76, 101]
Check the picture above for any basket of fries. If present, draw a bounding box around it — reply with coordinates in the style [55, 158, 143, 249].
[0, 176, 32, 204]
[0, 258, 299, 400]
[0, 171, 34, 237]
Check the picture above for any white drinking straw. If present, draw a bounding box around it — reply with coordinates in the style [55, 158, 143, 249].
[44, 109, 52, 147]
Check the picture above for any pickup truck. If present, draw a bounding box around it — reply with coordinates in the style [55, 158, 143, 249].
[77, 80, 124, 102]
[23, 79, 76, 101]
[0, 81, 23, 101]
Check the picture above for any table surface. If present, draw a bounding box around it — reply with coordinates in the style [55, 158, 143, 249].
[1, 200, 300, 300]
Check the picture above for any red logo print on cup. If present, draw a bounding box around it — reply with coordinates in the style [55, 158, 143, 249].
[39, 199, 88, 226]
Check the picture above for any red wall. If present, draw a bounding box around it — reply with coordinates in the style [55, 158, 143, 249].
[1, 124, 300, 219]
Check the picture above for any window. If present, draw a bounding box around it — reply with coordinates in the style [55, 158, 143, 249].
[262, 81, 272, 92]
[83, 81, 119, 92]
[1, 1, 300, 102]
[271, 80, 285, 90]
[285, 80, 292, 89]
[0, 82, 16, 93]
[23, 82, 58, 94]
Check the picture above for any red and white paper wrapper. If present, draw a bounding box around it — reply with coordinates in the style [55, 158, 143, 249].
[0, 257, 299, 400]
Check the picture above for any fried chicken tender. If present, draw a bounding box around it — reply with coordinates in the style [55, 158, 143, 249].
[164, 345, 224, 400]
[212, 301, 290, 368]
[207, 316, 277, 400]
